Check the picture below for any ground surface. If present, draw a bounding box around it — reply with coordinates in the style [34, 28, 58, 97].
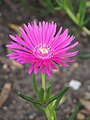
[0, 1, 90, 120]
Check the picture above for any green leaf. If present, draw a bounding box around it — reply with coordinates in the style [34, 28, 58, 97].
[86, 1, 90, 7]
[40, 0, 55, 13]
[47, 85, 69, 105]
[55, 0, 63, 8]
[39, 88, 44, 102]
[18, 92, 41, 105]
[86, 117, 90, 120]
[34, 104, 45, 113]
[54, 7, 61, 11]
[53, 86, 69, 109]
[32, 74, 39, 97]
[77, 0, 87, 26]
[46, 80, 53, 101]
[68, 102, 80, 120]
[45, 0, 55, 12]
[83, 16, 90, 26]
[53, 110, 57, 120]
[78, 54, 90, 59]
[63, 0, 71, 9]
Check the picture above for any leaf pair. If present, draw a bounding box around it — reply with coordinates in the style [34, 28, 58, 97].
[76, 0, 87, 26]
[47, 85, 69, 109]
[18, 91, 46, 113]
[55, 0, 71, 10]
[18, 75, 53, 113]
[45, 80, 53, 102]
[18, 92, 41, 105]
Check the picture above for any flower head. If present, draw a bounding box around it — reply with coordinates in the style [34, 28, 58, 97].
[6, 21, 78, 76]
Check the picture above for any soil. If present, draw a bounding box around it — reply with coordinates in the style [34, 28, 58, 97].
[0, 1, 90, 120]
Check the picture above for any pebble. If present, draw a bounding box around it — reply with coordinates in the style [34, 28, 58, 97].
[87, 85, 90, 91]
[3, 106, 8, 111]
[29, 113, 36, 119]
[52, 69, 59, 74]
[2, 64, 9, 72]
[69, 79, 81, 90]
[12, 100, 16, 104]
[72, 62, 79, 69]
[4, 75, 8, 79]
[85, 92, 90, 100]
[77, 112, 85, 120]
[2, 64, 8, 70]
[81, 31, 87, 37]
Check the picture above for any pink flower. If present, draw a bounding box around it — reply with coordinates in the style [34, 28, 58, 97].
[6, 21, 78, 76]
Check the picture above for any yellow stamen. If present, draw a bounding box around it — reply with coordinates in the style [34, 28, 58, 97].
[39, 48, 48, 54]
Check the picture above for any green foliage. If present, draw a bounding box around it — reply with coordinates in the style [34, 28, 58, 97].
[86, 117, 90, 120]
[47, 85, 69, 106]
[18, 92, 41, 105]
[40, 0, 90, 35]
[46, 80, 53, 101]
[18, 75, 82, 120]
[68, 102, 81, 120]
[39, 88, 44, 102]
[18, 79, 69, 108]
[78, 54, 90, 59]
[32, 75, 39, 97]
[39, 0, 55, 13]
[34, 104, 45, 113]
[56, 0, 71, 9]
[76, 0, 87, 26]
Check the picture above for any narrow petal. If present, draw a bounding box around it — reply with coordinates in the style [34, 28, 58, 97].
[54, 42, 78, 55]
[41, 65, 45, 74]
[28, 63, 35, 74]
[46, 66, 51, 77]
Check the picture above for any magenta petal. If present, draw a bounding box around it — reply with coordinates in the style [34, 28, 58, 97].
[6, 21, 78, 77]
[34, 67, 38, 74]
[46, 66, 51, 77]
[41, 65, 45, 74]
[28, 63, 35, 74]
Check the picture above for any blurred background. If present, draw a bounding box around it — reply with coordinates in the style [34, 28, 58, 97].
[0, 0, 90, 120]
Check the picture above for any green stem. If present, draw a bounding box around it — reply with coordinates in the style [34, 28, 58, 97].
[41, 74, 56, 120]
[55, 0, 90, 36]
[42, 74, 45, 92]
[42, 74, 46, 101]
[82, 27, 90, 36]
[65, 8, 78, 25]
[45, 105, 56, 120]
[45, 106, 52, 120]
[65, 8, 90, 36]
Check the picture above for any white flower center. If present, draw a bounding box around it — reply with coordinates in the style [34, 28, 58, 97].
[33, 44, 54, 59]
[39, 47, 48, 54]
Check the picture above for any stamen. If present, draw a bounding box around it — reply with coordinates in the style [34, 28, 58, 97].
[39, 48, 48, 54]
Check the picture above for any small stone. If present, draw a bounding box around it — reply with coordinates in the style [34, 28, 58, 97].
[85, 92, 90, 100]
[2, 64, 8, 70]
[29, 113, 36, 119]
[81, 31, 87, 37]
[3, 106, 8, 111]
[69, 79, 81, 90]
[12, 100, 16, 104]
[52, 69, 59, 74]
[77, 112, 85, 120]
[87, 85, 90, 91]
[80, 98, 90, 112]
[4, 75, 8, 80]
[0, 83, 12, 107]
[72, 62, 79, 68]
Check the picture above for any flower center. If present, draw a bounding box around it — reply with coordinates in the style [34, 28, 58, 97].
[33, 44, 54, 59]
[39, 47, 48, 54]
